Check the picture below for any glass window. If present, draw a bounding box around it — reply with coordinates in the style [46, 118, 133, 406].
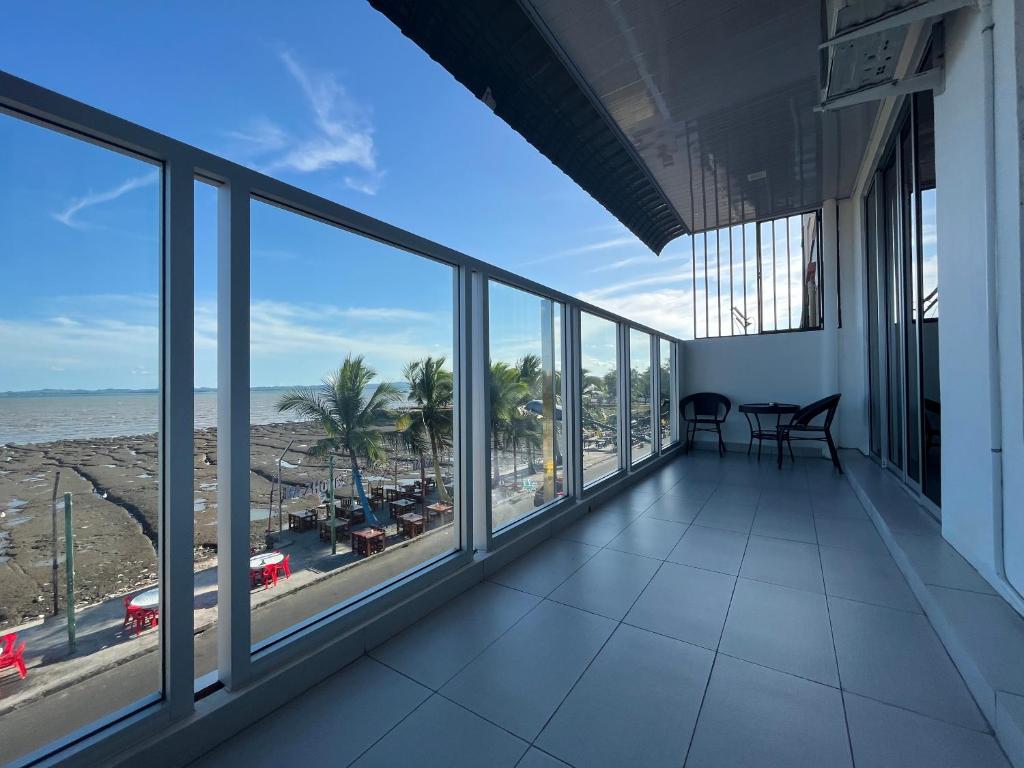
[580, 312, 619, 486]
[629, 329, 653, 464]
[0, 114, 160, 764]
[248, 199, 457, 650]
[659, 339, 673, 448]
[488, 282, 565, 531]
[689, 212, 821, 338]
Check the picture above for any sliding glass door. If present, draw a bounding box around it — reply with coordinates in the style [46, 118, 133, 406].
[865, 89, 940, 512]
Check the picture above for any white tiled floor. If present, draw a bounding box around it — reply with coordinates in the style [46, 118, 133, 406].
[190, 453, 1012, 768]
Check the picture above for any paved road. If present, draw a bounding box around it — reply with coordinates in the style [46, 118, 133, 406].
[0, 527, 454, 764]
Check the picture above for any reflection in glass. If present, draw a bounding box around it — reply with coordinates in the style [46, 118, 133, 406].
[629, 329, 653, 464]
[488, 282, 565, 530]
[0, 114, 160, 764]
[580, 313, 619, 486]
[248, 199, 456, 649]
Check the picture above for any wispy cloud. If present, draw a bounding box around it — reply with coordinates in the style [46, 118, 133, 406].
[521, 235, 640, 266]
[230, 50, 382, 194]
[51, 171, 158, 230]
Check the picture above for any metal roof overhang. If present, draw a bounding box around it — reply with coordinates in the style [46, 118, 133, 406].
[370, 0, 892, 249]
[369, 0, 688, 253]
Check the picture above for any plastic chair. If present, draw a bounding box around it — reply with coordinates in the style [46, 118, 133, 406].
[123, 595, 145, 632]
[0, 639, 27, 679]
[776, 394, 842, 472]
[679, 393, 732, 456]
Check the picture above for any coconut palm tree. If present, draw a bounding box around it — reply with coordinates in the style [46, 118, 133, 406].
[277, 355, 400, 550]
[489, 362, 528, 485]
[396, 356, 454, 503]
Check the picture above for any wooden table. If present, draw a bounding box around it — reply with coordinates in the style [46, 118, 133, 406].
[319, 517, 350, 542]
[288, 508, 318, 531]
[350, 527, 385, 557]
[425, 502, 453, 520]
[389, 498, 416, 517]
[398, 513, 424, 538]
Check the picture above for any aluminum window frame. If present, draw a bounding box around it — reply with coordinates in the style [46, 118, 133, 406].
[0, 69, 687, 766]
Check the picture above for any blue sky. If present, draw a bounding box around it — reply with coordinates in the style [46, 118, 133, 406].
[1, 2, 710, 391]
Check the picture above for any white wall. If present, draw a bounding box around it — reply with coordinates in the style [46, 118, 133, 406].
[681, 330, 834, 451]
[836, 197, 869, 452]
[934, 1, 1024, 604]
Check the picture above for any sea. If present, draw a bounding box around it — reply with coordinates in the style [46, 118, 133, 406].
[0, 386, 411, 445]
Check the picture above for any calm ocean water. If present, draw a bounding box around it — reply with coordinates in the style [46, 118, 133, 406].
[0, 387, 408, 445]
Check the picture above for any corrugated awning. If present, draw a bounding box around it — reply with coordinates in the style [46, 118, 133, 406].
[369, 0, 689, 253]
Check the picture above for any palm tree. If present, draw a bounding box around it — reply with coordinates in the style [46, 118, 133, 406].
[396, 356, 453, 503]
[515, 354, 543, 473]
[489, 362, 528, 485]
[277, 355, 400, 551]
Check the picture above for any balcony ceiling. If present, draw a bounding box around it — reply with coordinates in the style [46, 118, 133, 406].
[371, 0, 878, 250]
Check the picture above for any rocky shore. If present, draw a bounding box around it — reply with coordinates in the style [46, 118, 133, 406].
[0, 421, 401, 629]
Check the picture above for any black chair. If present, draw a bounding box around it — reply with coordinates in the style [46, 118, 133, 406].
[776, 394, 842, 472]
[680, 393, 731, 456]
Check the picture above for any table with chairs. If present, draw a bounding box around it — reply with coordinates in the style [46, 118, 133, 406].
[123, 588, 159, 636]
[249, 551, 291, 589]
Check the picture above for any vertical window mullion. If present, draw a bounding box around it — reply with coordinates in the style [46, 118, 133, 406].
[470, 272, 490, 551]
[161, 156, 194, 717]
[787, 216, 793, 330]
[216, 180, 251, 690]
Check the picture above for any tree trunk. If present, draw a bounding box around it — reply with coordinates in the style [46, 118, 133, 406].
[429, 433, 451, 503]
[350, 452, 380, 528]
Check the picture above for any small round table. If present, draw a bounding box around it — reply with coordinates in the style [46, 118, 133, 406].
[129, 588, 159, 609]
[249, 552, 284, 570]
[738, 402, 800, 460]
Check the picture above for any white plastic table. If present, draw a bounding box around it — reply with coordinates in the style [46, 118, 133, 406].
[249, 552, 284, 570]
[129, 588, 159, 609]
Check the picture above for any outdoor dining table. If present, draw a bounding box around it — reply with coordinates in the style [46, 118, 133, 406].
[350, 528, 385, 557]
[319, 517, 350, 542]
[425, 502, 453, 520]
[288, 508, 318, 531]
[738, 402, 800, 459]
[389, 498, 416, 517]
[129, 588, 159, 610]
[397, 512, 424, 539]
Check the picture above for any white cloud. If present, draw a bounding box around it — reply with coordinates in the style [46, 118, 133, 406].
[521, 235, 640, 266]
[230, 51, 382, 194]
[52, 170, 159, 229]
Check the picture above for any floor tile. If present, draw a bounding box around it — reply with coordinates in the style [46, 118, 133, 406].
[537, 624, 713, 768]
[929, 585, 1024, 696]
[661, 480, 717, 504]
[625, 562, 735, 650]
[845, 693, 1009, 767]
[370, 581, 541, 689]
[694, 498, 756, 533]
[607, 516, 687, 559]
[894, 532, 997, 594]
[351, 694, 527, 768]
[516, 748, 572, 768]
[556, 509, 633, 547]
[686, 654, 852, 768]
[829, 596, 988, 730]
[811, 489, 867, 519]
[739, 535, 824, 593]
[756, 489, 813, 516]
[750, 507, 817, 544]
[441, 601, 615, 740]
[819, 545, 921, 613]
[814, 516, 887, 555]
[708, 483, 761, 505]
[642, 493, 705, 524]
[190, 657, 430, 768]
[667, 524, 748, 575]
[719, 578, 838, 685]
[488, 538, 600, 597]
[548, 548, 661, 620]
